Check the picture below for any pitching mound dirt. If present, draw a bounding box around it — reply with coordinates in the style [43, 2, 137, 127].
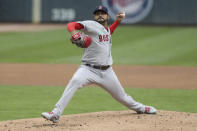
[0, 110, 197, 131]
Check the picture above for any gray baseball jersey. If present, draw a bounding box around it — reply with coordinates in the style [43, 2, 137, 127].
[78, 20, 113, 66]
[49, 20, 152, 118]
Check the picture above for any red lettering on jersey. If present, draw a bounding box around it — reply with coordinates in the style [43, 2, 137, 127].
[98, 35, 109, 42]
[105, 35, 109, 41]
[99, 35, 103, 42]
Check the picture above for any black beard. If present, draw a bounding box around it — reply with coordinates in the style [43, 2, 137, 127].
[95, 18, 107, 24]
[97, 20, 105, 24]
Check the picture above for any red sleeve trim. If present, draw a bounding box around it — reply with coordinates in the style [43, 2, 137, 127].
[109, 21, 120, 35]
[67, 22, 84, 32]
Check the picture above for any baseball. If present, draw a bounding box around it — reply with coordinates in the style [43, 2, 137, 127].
[121, 12, 125, 17]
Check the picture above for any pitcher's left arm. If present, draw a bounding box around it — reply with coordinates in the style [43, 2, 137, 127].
[110, 12, 125, 35]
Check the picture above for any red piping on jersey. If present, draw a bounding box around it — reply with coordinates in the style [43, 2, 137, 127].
[67, 22, 84, 32]
[67, 21, 120, 35]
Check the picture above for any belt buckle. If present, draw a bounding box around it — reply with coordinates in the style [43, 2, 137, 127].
[99, 66, 102, 70]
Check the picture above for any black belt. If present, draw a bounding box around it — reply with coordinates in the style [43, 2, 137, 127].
[85, 64, 110, 70]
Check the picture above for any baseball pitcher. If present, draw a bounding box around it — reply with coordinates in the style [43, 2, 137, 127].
[42, 5, 157, 123]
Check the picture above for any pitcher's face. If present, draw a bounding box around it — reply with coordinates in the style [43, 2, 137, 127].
[94, 11, 109, 24]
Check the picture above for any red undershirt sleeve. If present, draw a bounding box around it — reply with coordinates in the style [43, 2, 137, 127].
[109, 21, 120, 35]
[67, 22, 84, 32]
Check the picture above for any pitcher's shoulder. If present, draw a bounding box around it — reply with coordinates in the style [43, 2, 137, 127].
[81, 20, 100, 25]
[78, 20, 103, 33]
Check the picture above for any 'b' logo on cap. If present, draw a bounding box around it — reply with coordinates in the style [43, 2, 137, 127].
[98, 6, 102, 9]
